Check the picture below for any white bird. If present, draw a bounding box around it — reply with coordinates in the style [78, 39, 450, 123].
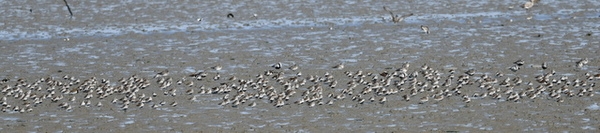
[154, 69, 169, 78]
[272, 62, 282, 69]
[523, 2, 533, 9]
[212, 65, 223, 71]
[509, 65, 520, 72]
[289, 64, 299, 71]
[379, 97, 387, 104]
[420, 25, 430, 34]
[333, 63, 344, 69]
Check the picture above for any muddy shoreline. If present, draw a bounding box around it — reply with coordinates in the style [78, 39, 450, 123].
[1, 0, 600, 132]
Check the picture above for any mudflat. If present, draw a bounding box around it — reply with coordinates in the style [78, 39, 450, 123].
[0, 0, 599, 132]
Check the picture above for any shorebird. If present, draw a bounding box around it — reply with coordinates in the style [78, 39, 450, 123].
[465, 69, 476, 76]
[219, 99, 230, 106]
[121, 104, 128, 111]
[522, 0, 539, 10]
[289, 64, 299, 71]
[308, 101, 316, 107]
[556, 98, 564, 103]
[329, 80, 338, 88]
[420, 25, 430, 34]
[232, 100, 241, 107]
[333, 63, 344, 69]
[186, 88, 194, 95]
[213, 73, 220, 81]
[65, 105, 72, 111]
[383, 6, 413, 23]
[154, 69, 169, 78]
[541, 62, 548, 69]
[462, 95, 471, 103]
[326, 100, 334, 105]
[295, 98, 305, 105]
[189, 96, 197, 101]
[419, 95, 429, 104]
[137, 102, 145, 108]
[576, 58, 589, 68]
[212, 65, 223, 71]
[185, 80, 194, 87]
[85, 100, 92, 107]
[271, 62, 282, 69]
[358, 98, 366, 104]
[332, 93, 344, 100]
[402, 94, 410, 101]
[514, 59, 525, 66]
[509, 65, 520, 72]
[433, 95, 444, 102]
[58, 102, 70, 108]
[379, 97, 387, 104]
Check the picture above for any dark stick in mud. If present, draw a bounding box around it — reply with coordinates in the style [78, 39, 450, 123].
[63, 0, 73, 17]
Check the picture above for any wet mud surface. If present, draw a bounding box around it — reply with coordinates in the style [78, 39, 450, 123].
[1, 0, 600, 132]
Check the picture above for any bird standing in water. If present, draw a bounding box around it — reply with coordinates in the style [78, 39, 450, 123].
[421, 25, 430, 34]
[522, 0, 540, 10]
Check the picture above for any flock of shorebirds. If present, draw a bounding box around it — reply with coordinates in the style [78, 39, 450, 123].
[0, 0, 588, 114]
[0, 57, 597, 113]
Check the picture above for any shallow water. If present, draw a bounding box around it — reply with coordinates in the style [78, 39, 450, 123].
[1, 0, 600, 132]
